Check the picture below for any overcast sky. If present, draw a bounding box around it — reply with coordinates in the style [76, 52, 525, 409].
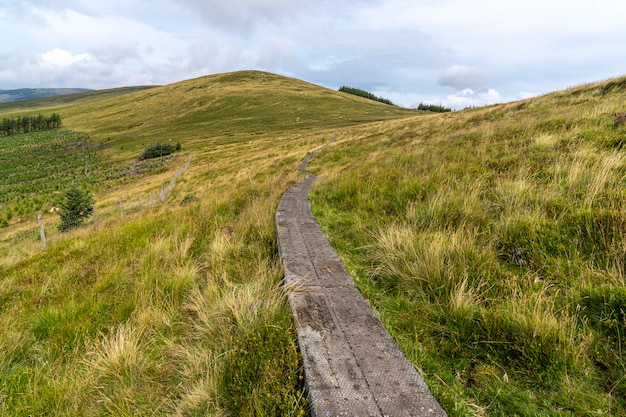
[1, 0, 625, 109]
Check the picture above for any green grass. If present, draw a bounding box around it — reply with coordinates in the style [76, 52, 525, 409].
[0, 71, 416, 415]
[0, 173, 307, 416]
[309, 75, 626, 416]
[3, 69, 626, 415]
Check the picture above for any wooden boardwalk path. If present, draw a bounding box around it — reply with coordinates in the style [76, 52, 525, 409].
[275, 139, 447, 417]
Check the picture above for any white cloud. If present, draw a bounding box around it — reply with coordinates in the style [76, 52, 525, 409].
[517, 91, 540, 100]
[39, 48, 92, 68]
[432, 65, 502, 109]
[428, 88, 502, 110]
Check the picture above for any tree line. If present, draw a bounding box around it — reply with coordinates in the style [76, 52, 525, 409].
[416, 103, 452, 113]
[0, 113, 62, 136]
[338, 86, 395, 106]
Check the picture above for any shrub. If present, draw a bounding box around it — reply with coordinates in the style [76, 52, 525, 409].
[138, 142, 181, 161]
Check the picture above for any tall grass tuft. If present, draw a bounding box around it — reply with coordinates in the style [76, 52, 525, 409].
[91, 324, 145, 368]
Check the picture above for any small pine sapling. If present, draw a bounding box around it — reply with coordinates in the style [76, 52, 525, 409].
[57, 186, 94, 232]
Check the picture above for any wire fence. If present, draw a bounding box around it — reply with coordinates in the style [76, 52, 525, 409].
[0, 153, 192, 265]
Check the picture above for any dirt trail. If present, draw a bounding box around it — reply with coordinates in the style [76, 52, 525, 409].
[275, 137, 447, 416]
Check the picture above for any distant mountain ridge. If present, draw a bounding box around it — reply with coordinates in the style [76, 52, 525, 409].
[0, 88, 93, 103]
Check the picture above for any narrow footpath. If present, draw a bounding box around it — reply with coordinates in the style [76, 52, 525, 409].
[275, 137, 447, 417]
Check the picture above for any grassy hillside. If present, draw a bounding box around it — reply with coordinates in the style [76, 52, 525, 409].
[0, 71, 417, 161]
[4, 69, 626, 416]
[0, 71, 418, 251]
[309, 76, 626, 416]
[0, 71, 417, 415]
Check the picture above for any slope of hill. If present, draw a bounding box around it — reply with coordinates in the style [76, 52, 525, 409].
[0, 71, 418, 416]
[3, 69, 625, 416]
[60, 71, 418, 160]
[0, 71, 418, 162]
[0, 88, 92, 103]
[309, 75, 626, 415]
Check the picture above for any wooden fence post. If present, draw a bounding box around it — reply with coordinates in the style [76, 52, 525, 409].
[93, 204, 98, 230]
[37, 215, 47, 249]
[119, 197, 124, 216]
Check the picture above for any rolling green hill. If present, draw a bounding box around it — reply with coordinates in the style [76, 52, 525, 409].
[1, 70, 626, 416]
[0, 71, 417, 416]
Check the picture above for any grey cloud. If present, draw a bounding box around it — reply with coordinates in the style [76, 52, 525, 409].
[182, 38, 255, 77]
[179, 0, 371, 34]
[256, 37, 299, 73]
[180, 0, 309, 32]
[438, 65, 488, 90]
[90, 43, 142, 65]
[297, 27, 453, 94]
[185, 39, 222, 72]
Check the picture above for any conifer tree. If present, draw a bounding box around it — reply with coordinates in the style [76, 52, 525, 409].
[57, 186, 94, 232]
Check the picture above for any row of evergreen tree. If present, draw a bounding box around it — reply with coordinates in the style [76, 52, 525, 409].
[338, 86, 395, 106]
[416, 103, 452, 113]
[0, 113, 62, 136]
[338, 86, 455, 112]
